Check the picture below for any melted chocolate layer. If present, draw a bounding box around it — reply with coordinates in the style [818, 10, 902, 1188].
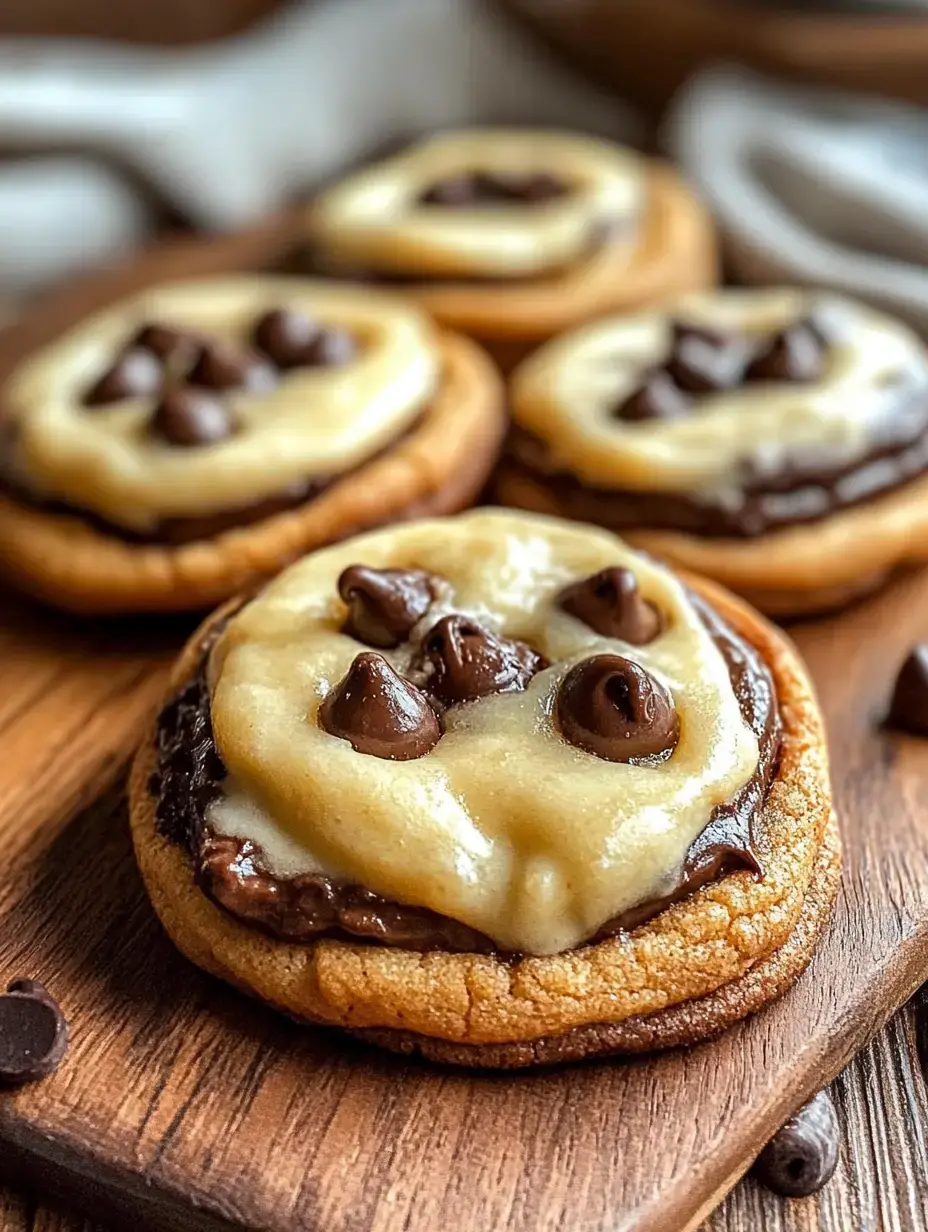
[152, 595, 780, 954]
[509, 403, 928, 538]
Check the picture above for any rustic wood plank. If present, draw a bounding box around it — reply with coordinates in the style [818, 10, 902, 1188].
[4, 225, 928, 1231]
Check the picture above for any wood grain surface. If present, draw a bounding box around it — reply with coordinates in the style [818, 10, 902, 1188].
[5, 986, 928, 1231]
[3, 230, 928, 1230]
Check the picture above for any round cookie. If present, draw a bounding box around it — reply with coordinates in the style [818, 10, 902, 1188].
[129, 510, 836, 1066]
[500, 287, 928, 616]
[0, 277, 504, 614]
[301, 130, 718, 368]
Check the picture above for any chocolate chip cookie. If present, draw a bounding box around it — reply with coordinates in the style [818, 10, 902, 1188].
[129, 509, 838, 1066]
[300, 129, 719, 368]
[500, 287, 928, 615]
[0, 277, 504, 613]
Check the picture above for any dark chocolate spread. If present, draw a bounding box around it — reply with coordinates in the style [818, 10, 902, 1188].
[508, 406, 928, 539]
[152, 590, 780, 954]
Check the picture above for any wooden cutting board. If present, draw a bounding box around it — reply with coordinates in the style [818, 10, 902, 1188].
[3, 234, 928, 1231]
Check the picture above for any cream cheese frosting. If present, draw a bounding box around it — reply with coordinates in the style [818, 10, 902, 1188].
[4, 278, 439, 532]
[510, 288, 928, 500]
[304, 129, 645, 280]
[205, 509, 760, 955]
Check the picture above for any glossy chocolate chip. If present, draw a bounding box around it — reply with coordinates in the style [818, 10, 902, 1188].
[84, 347, 162, 406]
[886, 644, 928, 736]
[556, 654, 679, 762]
[151, 388, 234, 447]
[558, 567, 662, 644]
[253, 308, 319, 368]
[615, 369, 691, 422]
[753, 1091, 840, 1198]
[745, 320, 826, 384]
[418, 615, 545, 707]
[665, 322, 745, 394]
[301, 327, 357, 368]
[188, 342, 277, 393]
[0, 978, 68, 1084]
[134, 323, 196, 362]
[319, 652, 440, 760]
[338, 565, 435, 648]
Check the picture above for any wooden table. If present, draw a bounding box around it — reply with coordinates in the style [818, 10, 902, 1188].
[3, 986, 928, 1232]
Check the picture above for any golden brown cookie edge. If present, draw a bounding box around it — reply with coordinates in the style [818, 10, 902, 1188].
[0, 331, 504, 615]
[128, 561, 834, 1053]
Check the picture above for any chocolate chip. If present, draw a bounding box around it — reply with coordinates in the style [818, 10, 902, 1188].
[151, 388, 234, 447]
[301, 327, 357, 368]
[188, 342, 277, 393]
[319, 652, 440, 760]
[665, 322, 745, 394]
[886, 644, 928, 736]
[84, 347, 163, 406]
[419, 170, 567, 207]
[419, 175, 480, 207]
[134, 323, 197, 362]
[253, 309, 355, 370]
[338, 565, 435, 648]
[745, 320, 826, 384]
[0, 978, 68, 1084]
[558, 568, 662, 644]
[556, 654, 679, 762]
[753, 1090, 840, 1198]
[615, 370, 691, 422]
[417, 615, 545, 707]
[253, 308, 319, 368]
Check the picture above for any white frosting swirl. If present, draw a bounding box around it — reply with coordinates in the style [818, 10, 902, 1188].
[511, 288, 928, 500]
[305, 129, 644, 279]
[207, 510, 759, 955]
[5, 278, 439, 532]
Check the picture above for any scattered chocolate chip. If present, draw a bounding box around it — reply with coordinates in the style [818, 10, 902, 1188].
[665, 322, 745, 394]
[188, 342, 277, 393]
[753, 1090, 840, 1198]
[133, 323, 196, 362]
[615, 369, 691, 422]
[338, 565, 435, 648]
[151, 388, 234, 447]
[253, 308, 319, 368]
[886, 644, 928, 736]
[84, 347, 163, 406]
[419, 170, 567, 207]
[0, 978, 68, 1084]
[556, 654, 679, 762]
[319, 652, 440, 760]
[558, 567, 662, 644]
[417, 615, 545, 707]
[745, 320, 826, 384]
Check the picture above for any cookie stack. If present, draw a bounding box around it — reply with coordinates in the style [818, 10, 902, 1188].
[15, 124, 917, 1067]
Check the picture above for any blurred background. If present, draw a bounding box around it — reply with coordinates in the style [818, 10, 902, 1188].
[4, 0, 928, 327]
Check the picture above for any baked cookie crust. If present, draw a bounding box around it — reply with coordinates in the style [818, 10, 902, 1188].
[0, 331, 504, 614]
[129, 571, 837, 1066]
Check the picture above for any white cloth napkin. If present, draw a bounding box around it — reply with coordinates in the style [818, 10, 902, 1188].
[666, 67, 928, 334]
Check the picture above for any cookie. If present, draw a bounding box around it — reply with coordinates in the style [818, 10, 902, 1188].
[0, 277, 504, 613]
[301, 130, 718, 367]
[129, 509, 836, 1067]
[500, 287, 928, 616]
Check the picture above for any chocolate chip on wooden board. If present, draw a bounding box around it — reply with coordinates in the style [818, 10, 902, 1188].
[0, 978, 68, 1084]
[885, 644, 928, 736]
[753, 1090, 841, 1198]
